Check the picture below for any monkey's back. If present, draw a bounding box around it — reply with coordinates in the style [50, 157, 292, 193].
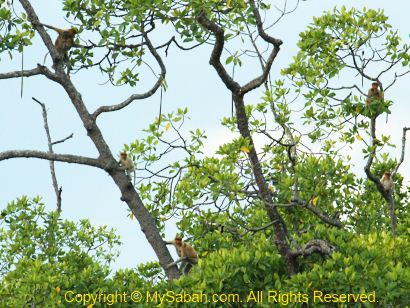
[55, 31, 75, 53]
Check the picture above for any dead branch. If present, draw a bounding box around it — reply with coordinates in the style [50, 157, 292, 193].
[33, 97, 73, 212]
[52, 134, 74, 146]
[0, 150, 101, 167]
[392, 127, 410, 178]
[241, 0, 283, 94]
[0, 65, 52, 80]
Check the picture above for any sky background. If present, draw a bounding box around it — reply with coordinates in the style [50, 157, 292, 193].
[1, 0, 409, 271]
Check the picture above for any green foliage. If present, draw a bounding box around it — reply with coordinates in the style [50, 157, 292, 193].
[1, 200, 409, 306]
[0, 197, 120, 307]
[286, 229, 410, 306]
[282, 6, 409, 149]
[163, 229, 410, 307]
[0, 0, 34, 55]
[1, 2, 409, 307]
[60, 0, 257, 84]
[170, 235, 286, 307]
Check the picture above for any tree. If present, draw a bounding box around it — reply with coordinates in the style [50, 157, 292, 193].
[0, 0, 409, 292]
[0, 197, 120, 307]
[282, 6, 410, 236]
[1, 0, 179, 279]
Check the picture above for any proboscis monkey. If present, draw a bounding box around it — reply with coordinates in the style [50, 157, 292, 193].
[165, 234, 198, 275]
[366, 81, 383, 106]
[39, 24, 77, 69]
[380, 171, 394, 192]
[118, 152, 134, 182]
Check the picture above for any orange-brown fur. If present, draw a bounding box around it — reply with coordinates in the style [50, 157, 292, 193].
[40, 24, 77, 68]
[380, 171, 394, 191]
[366, 82, 383, 106]
[166, 234, 198, 275]
[119, 152, 134, 170]
[118, 152, 134, 181]
[173, 235, 198, 264]
[54, 28, 77, 54]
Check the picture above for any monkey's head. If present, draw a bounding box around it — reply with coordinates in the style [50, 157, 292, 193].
[371, 82, 379, 90]
[384, 171, 391, 178]
[120, 152, 127, 159]
[174, 234, 183, 245]
[67, 28, 77, 36]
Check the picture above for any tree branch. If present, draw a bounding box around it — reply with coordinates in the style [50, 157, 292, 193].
[52, 134, 74, 146]
[91, 23, 166, 119]
[156, 35, 205, 56]
[197, 2, 282, 97]
[19, 0, 61, 69]
[349, 47, 377, 84]
[291, 239, 336, 257]
[197, 5, 298, 275]
[364, 118, 382, 185]
[165, 257, 188, 269]
[14, 0, 181, 280]
[0, 65, 54, 80]
[392, 127, 410, 178]
[33, 97, 73, 212]
[197, 11, 241, 94]
[291, 197, 344, 228]
[0, 150, 101, 167]
[363, 117, 398, 235]
[241, 0, 283, 94]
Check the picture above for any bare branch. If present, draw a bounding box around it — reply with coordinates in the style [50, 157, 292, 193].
[0, 150, 102, 167]
[156, 35, 205, 56]
[0, 65, 53, 80]
[349, 47, 378, 84]
[392, 127, 410, 178]
[33, 97, 70, 211]
[165, 257, 188, 269]
[52, 134, 74, 146]
[8, 0, 181, 281]
[19, 0, 61, 68]
[197, 2, 282, 97]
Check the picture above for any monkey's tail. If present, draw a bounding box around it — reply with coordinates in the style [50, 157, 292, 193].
[43, 52, 50, 66]
[20, 49, 24, 98]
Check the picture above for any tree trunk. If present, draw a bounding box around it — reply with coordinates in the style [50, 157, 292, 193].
[234, 93, 298, 275]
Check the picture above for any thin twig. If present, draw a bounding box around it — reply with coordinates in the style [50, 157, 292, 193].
[91, 22, 166, 119]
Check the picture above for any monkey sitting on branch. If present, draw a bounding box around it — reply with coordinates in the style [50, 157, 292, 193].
[37, 23, 77, 69]
[366, 81, 383, 106]
[380, 171, 394, 192]
[118, 152, 135, 183]
[165, 234, 198, 275]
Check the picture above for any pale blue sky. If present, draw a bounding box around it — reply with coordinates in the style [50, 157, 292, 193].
[1, 0, 409, 271]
